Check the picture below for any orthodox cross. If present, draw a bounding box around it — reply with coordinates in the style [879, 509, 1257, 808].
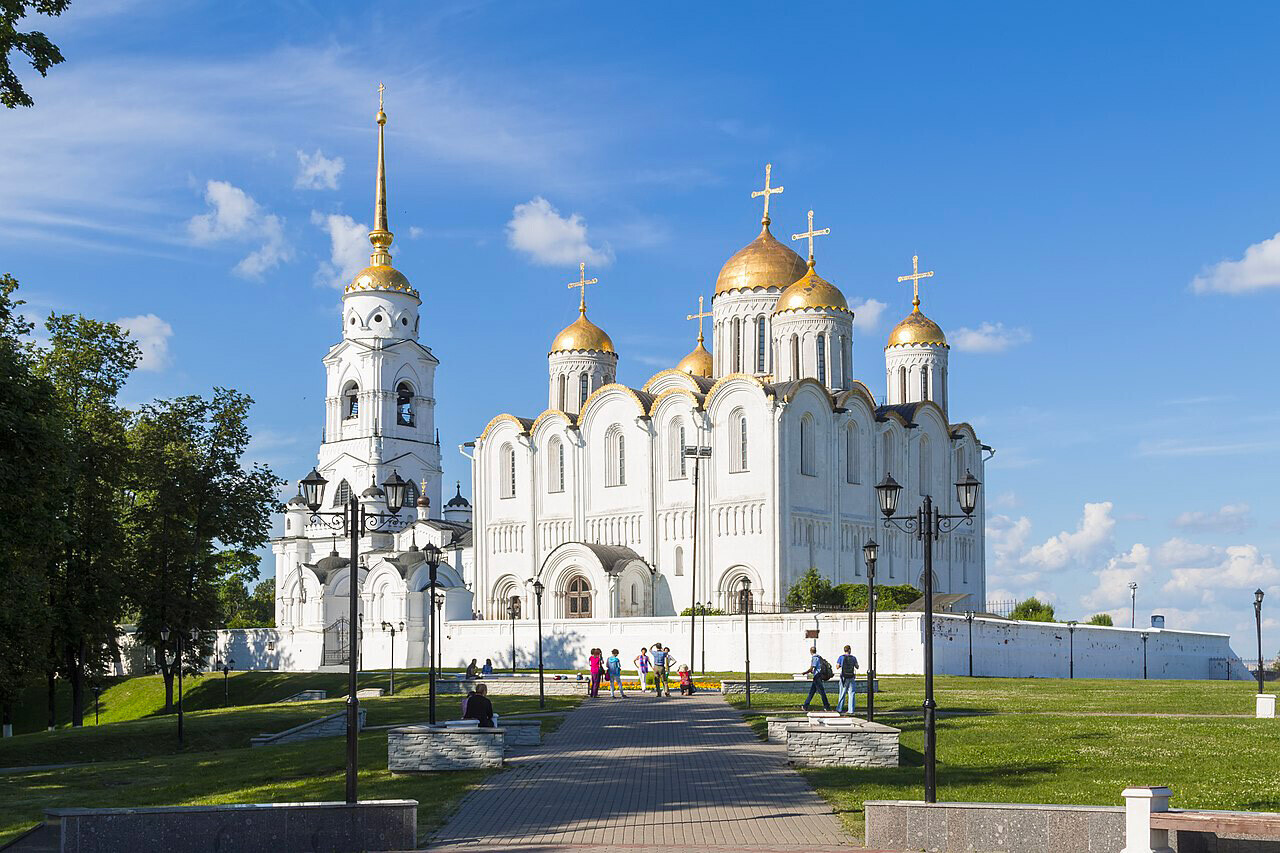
[378, 82, 386, 111]
[686, 295, 712, 343]
[566, 262, 599, 312]
[897, 254, 935, 308]
[791, 209, 830, 263]
[751, 162, 784, 223]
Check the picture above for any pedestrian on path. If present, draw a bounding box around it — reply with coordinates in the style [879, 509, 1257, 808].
[651, 645, 671, 697]
[606, 649, 626, 697]
[801, 646, 832, 711]
[633, 647, 651, 692]
[835, 644, 859, 715]
[588, 648, 604, 698]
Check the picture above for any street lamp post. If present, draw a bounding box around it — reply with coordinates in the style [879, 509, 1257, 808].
[92, 684, 101, 726]
[508, 597, 519, 674]
[1067, 621, 1077, 679]
[161, 626, 198, 748]
[421, 546, 443, 725]
[533, 580, 546, 708]
[1129, 581, 1138, 628]
[740, 577, 752, 708]
[876, 468, 981, 804]
[1255, 589, 1266, 694]
[682, 443, 712, 676]
[381, 621, 403, 696]
[700, 601, 710, 674]
[300, 466, 410, 804]
[434, 592, 444, 681]
[863, 540, 878, 721]
[1140, 631, 1150, 679]
[965, 610, 975, 678]
[648, 564, 657, 617]
[220, 659, 233, 705]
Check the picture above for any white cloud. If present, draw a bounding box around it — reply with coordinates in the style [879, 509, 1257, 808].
[951, 322, 1032, 353]
[1163, 545, 1280, 596]
[1173, 503, 1253, 534]
[311, 211, 370, 289]
[850, 298, 888, 332]
[294, 149, 344, 190]
[115, 313, 173, 371]
[1191, 232, 1280, 294]
[1137, 437, 1280, 457]
[186, 180, 293, 279]
[408, 226, 425, 239]
[1021, 501, 1116, 571]
[505, 197, 612, 267]
[1082, 543, 1153, 610]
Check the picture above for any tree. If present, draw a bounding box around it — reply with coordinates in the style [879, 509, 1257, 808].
[35, 309, 138, 728]
[0, 275, 65, 733]
[1087, 612, 1113, 626]
[126, 389, 281, 709]
[1010, 596, 1056, 622]
[218, 554, 276, 629]
[838, 583, 923, 611]
[785, 568, 844, 610]
[1, 1, 72, 108]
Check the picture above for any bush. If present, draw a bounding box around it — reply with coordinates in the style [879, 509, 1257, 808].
[838, 583, 922, 611]
[1087, 612, 1113, 626]
[784, 568, 843, 610]
[678, 605, 727, 616]
[1010, 596, 1056, 622]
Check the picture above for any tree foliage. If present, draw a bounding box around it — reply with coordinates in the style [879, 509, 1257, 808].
[786, 569, 924, 612]
[1087, 612, 1114, 626]
[785, 568, 842, 610]
[1, 1, 71, 108]
[1010, 596, 1056, 622]
[838, 583, 923, 611]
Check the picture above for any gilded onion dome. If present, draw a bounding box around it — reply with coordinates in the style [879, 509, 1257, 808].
[715, 220, 810, 296]
[887, 300, 948, 348]
[773, 261, 850, 315]
[676, 339, 712, 377]
[550, 307, 615, 354]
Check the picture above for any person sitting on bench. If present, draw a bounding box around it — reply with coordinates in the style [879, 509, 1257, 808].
[462, 682, 495, 727]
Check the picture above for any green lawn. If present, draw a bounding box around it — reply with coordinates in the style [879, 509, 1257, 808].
[730, 676, 1273, 837]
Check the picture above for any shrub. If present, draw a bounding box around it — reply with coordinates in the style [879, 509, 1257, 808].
[1010, 596, 1056, 622]
[1087, 612, 1113, 626]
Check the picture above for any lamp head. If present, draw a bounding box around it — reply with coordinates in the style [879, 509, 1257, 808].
[875, 473, 902, 518]
[160, 626, 170, 643]
[300, 467, 328, 512]
[862, 538, 878, 565]
[382, 469, 408, 515]
[533, 579, 545, 596]
[1256, 588, 1266, 607]
[955, 469, 981, 516]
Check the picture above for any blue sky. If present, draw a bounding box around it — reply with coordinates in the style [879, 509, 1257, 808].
[3, 2, 1279, 648]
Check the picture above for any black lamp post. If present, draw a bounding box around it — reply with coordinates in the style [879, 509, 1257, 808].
[220, 658, 233, 706]
[1255, 589, 1266, 694]
[381, 621, 403, 696]
[1067, 621, 1077, 679]
[700, 601, 711, 674]
[508, 596, 519, 675]
[682, 443, 712, 677]
[965, 610, 976, 678]
[740, 577, 752, 708]
[533, 580, 546, 708]
[299, 466, 409, 804]
[434, 591, 444, 683]
[1129, 581, 1138, 628]
[1140, 631, 1149, 679]
[421, 544, 442, 725]
[876, 468, 981, 804]
[863, 539, 878, 721]
[92, 684, 101, 726]
[161, 626, 198, 747]
[648, 564, 657, 616]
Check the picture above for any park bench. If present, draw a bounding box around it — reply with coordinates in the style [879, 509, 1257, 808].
[1124, 786, 1280, 853]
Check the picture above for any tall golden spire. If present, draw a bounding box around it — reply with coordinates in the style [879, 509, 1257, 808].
[369, 82, 394, 267]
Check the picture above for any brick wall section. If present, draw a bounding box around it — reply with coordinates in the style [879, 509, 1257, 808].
[500, 721, 541, 747]
[720, 678, 878, 695]
[251, 708, 365, 747]
[388, 725, 505, 771]
[435, 678, 588, 697]
[864, 800, 1126, 852]
[784, 721, 900, 768]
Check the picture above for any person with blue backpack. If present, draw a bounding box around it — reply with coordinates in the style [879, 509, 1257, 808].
[801, 646, 832, 711]
[835, 644, 859, 715]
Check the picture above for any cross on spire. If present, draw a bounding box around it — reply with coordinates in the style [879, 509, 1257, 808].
[686, 294, 712, 343]
[751, 162, 784, 224]
[566, 262, 600, 312]
[377, 81, 386, 112]
[897, 254, 935, 309]
[791, 209, 831, 264]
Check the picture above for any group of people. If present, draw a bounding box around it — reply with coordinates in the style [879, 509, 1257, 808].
[586, 643, 694, 698]
[801, 644, 861, 714]
[464, 658, 495, 678]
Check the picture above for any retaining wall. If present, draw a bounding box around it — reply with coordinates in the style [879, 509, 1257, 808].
[250, 708, 365, 747]
[388, 725, 504, 771]
[865, 800, 1126, 852]
[785, 721, 899, 768]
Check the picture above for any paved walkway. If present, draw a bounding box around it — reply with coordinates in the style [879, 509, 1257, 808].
[430, 691, 855, 851]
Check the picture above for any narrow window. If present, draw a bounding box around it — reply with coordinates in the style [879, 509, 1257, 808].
[732, 317, 742, 372]
[756, 316, 766, 373]
[500, 444, 515, 498]
[579, 373, 589, 407]
[790, 335, 800, 380]
[343, 382, 359, 419]
[396, 382, 415, 426]
[840, 336, 850, 387]
[404, 479, 419, 506]
[919, 435, 931, 494]
[899, 366, 907, 401]
[606, 426, 625, 487]
[557, 440, 565, 492]
[846, 427, 860, 484]
[921, 366, 929, 400]
[547, 438, 565, 493]
[558, 374, 567, 410]
[739, 412, 749, 471]
[938, 368, 947, 409]
[332, 479, 352, 507]
[674, 545, 684, 576]
[816, 334, 827, 385]
[800, 415, 816, 476]
[618, 433, 626, 486]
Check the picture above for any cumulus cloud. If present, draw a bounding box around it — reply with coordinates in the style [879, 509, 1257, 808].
[850, 298, 888, 332]
[187, 180, 293, 279]
[294, 149, 344, 190]
[1173, 503, 1253, 534]
[505, 197, 612, 267]
[951, 322, 1032, 353]
[1021, 501, 1116, 571]
[115, 313, 173, 371]
[1191, 232, 1280, 294]
[1081, 543, 1154, 610]
[311, 211, 370, 289]
[1163, 545, 1280, 597]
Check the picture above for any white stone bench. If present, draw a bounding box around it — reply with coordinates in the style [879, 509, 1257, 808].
[784, 719, 901, 768]
[388, 724, 505, 771]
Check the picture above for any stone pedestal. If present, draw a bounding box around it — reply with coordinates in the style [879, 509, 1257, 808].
[388, 724, 505, 771]
[784, 720, 900, 767]
[1257, 693, 1276, 718]
[1121, 786, 1174, 853]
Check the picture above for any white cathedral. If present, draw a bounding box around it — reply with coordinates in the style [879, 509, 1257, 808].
[272, 99, 988, 669]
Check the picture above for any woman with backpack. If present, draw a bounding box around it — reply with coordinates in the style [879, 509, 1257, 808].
[801, 646, 832, 711]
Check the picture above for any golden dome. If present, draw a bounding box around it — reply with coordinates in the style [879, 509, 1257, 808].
[773, 262, 849, 315]
[345, 263, 418, 298]
[887, 305, 948, 348]
[550, 309, 614, 354]
[715, 221, 810, 296]
[676, 340, 712, 377]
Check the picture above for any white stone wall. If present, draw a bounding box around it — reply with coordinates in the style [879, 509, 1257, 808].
[388, 726, 504, 771]
[785, 722, 900, 767]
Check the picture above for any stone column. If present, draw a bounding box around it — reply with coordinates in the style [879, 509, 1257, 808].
[1121, 786, 1173, 853]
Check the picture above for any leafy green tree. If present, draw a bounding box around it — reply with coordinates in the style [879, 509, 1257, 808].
[1010, 596, 1056, 622]
[218, 551, 275, 629]
[785, 568, 845, 610]
[1087, 612, 1113, 626]
[35, 309, 138, 727]
[679, 604, 726, 617]
[839, 583, 923, 611]
[1, 1, 71, 108]
[0, 275, 66, 733]
[125, 389, 281, 708]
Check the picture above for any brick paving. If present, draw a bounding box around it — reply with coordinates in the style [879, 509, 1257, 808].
[429, 691, 855, 851]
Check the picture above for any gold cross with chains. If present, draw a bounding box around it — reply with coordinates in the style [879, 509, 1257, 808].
[791, 209, 830, 262]
[378, 82, 385, 111]
[686, 295, 712, 343]
[566, 262, 599, 311]
[897, 254, 935, 308]
[751, 162, 784, 223]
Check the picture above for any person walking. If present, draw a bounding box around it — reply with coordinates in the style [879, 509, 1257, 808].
[633, 647, 652, 693]
[651, 645, 672, 697]
[801, 646, 832, 711]
[606, 649, 626, 697]
[835, 644, 859, 715]
[588, 648, 604, 698]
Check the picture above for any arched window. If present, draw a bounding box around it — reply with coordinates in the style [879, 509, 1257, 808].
[396, 381, 415, 426]
[846, 426, 860, 484]
[919, 434, 931, 494]
[733, 581, 754, 614]
[674, 545, 684, 576]
[343, 381, 359, 419]
[800, 415, 816, 476]
[669, 420, 686, 480]
[898, 366, 907, 402]
[938, 368, 947, 409]
[566, 576, 592, 618]
[816, 334, 827, 385]
[605, 426, 625, 487]
[729, 409, 748, 472]
[579, 373, 589, 407]
[558, 374, 567, 410]
[954, 446, 965, 480]
[547, 437, 565, 493]
[508, 596, 521, 620]
[732, 317, 742, 372]
[499, 443, 516, 498]
[840, 336, 851, 388]
[630, 582, 639, 607]
[332, 478, 352, 507]
[756, 316, 767, 373]
[882, 432, 895, 475]
[790, 335, 800, 380]
[921, 366, 930, 400]
[404, 479, 420, 507]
